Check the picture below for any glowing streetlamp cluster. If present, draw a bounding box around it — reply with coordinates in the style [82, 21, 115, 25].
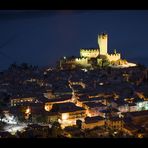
[25, 106, 31, 120]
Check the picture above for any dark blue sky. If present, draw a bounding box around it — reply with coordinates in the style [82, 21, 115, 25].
[0, 10, 148, 70]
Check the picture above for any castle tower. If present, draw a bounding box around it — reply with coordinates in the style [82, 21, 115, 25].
[98, 33, 108, 55]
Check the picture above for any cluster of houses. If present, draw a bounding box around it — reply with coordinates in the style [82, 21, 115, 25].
[1, 64, 148, 137]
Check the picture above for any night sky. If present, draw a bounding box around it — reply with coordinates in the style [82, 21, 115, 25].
[0, 10, 148, 71]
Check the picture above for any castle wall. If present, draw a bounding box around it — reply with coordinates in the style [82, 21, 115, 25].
[107, 53, 121, 62]
[62, 33, 123, 68]
[65, 59, 75, 64]
[75, 58, 91, 67]
[80, 49, 99, 58]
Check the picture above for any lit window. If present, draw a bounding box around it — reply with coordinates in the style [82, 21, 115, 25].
[62, 113, 69, 120]
[138, 102, 143, 108]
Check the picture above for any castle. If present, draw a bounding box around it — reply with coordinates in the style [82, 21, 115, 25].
[60, 33, 135, 69]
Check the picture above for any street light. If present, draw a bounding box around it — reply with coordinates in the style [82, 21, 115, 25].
[25, 107, 31, 120]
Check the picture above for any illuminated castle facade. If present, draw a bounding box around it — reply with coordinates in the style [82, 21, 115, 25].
[98, 33, 108, 55]
[80, 49, 99, 58]
[78, 33, 121, 64]
[60, 33, 135, 69]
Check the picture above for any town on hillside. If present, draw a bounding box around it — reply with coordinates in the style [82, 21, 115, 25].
[0, 33, 148, 138]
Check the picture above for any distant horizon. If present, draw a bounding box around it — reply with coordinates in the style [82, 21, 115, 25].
[1, 10, 148, 71]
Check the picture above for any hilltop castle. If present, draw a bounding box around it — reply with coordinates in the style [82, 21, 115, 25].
[79, 33, 121, 62]
[59, 33, 135, 69]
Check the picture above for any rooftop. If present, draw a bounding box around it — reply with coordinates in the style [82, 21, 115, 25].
[85, 116, 104, 124]
[124, 124, 139, 131]
[78, 97, 104, 102]
[45, 97, 71, 103]
[123, 110, 148, 117]
[84, 102, 106, 108]
[109, 116, 122, 121]
[50, 102, 86, 113]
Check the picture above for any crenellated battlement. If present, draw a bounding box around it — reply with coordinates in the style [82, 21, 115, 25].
[75, 57, 91, 67]
[80, 48, 99, 52]
[109, 53, 120, 56]
[75, 57, 88, 61]
[65, 59, 75, 64]
[80, 49, 99, 58]
[107, 53, 121, 61]
[98, 33, 108, 39]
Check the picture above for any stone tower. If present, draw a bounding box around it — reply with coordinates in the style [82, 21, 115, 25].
[98, 33, 108, 55]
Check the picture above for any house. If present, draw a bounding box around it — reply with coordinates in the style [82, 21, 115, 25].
[98, 107, 120, 118]
[46, 112, 59, 123]
[82, 116, 105, 130]
[50, 102, 86, 129]
[123, 110, 148, 123]
[10, 96, 36, 106]
[44, 97, 71, 111]
[122, 124, 139, 136]
[82, 102, 107, 117]
[76, 96, 105, 107]
[110, 99, 138, 113]
[107, 116, 124, 130]
[128, 103, 137, 112]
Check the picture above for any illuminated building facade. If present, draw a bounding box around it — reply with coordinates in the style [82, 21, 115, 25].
[80, 49, 99, 58]
[82, 116, 105, 130]
[10, 97, 35, 106]
[106, 117, 124, 130]
[98, 33, 108, 55]
[59, 110, 86, 129]
[60, 33, 124, 69]
[44, 98, 71, 111]
[79, 33, 121, 63]
[48, 102, 86, 129]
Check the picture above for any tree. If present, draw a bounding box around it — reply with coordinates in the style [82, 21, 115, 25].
[0, 92, 10, 108]
[136, 63, 146, 71]
[21, 63, 29, 70]
[102, 59, 110, 68]
[76, 119, 82, 129]
[9, 62, 18, 70]
[51, 122, 62, 137]
[35, 115, 47, 123]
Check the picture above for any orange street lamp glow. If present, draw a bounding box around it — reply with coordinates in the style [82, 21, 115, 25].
[62, 113, 69, 120]
[25, 107, 31, 114]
